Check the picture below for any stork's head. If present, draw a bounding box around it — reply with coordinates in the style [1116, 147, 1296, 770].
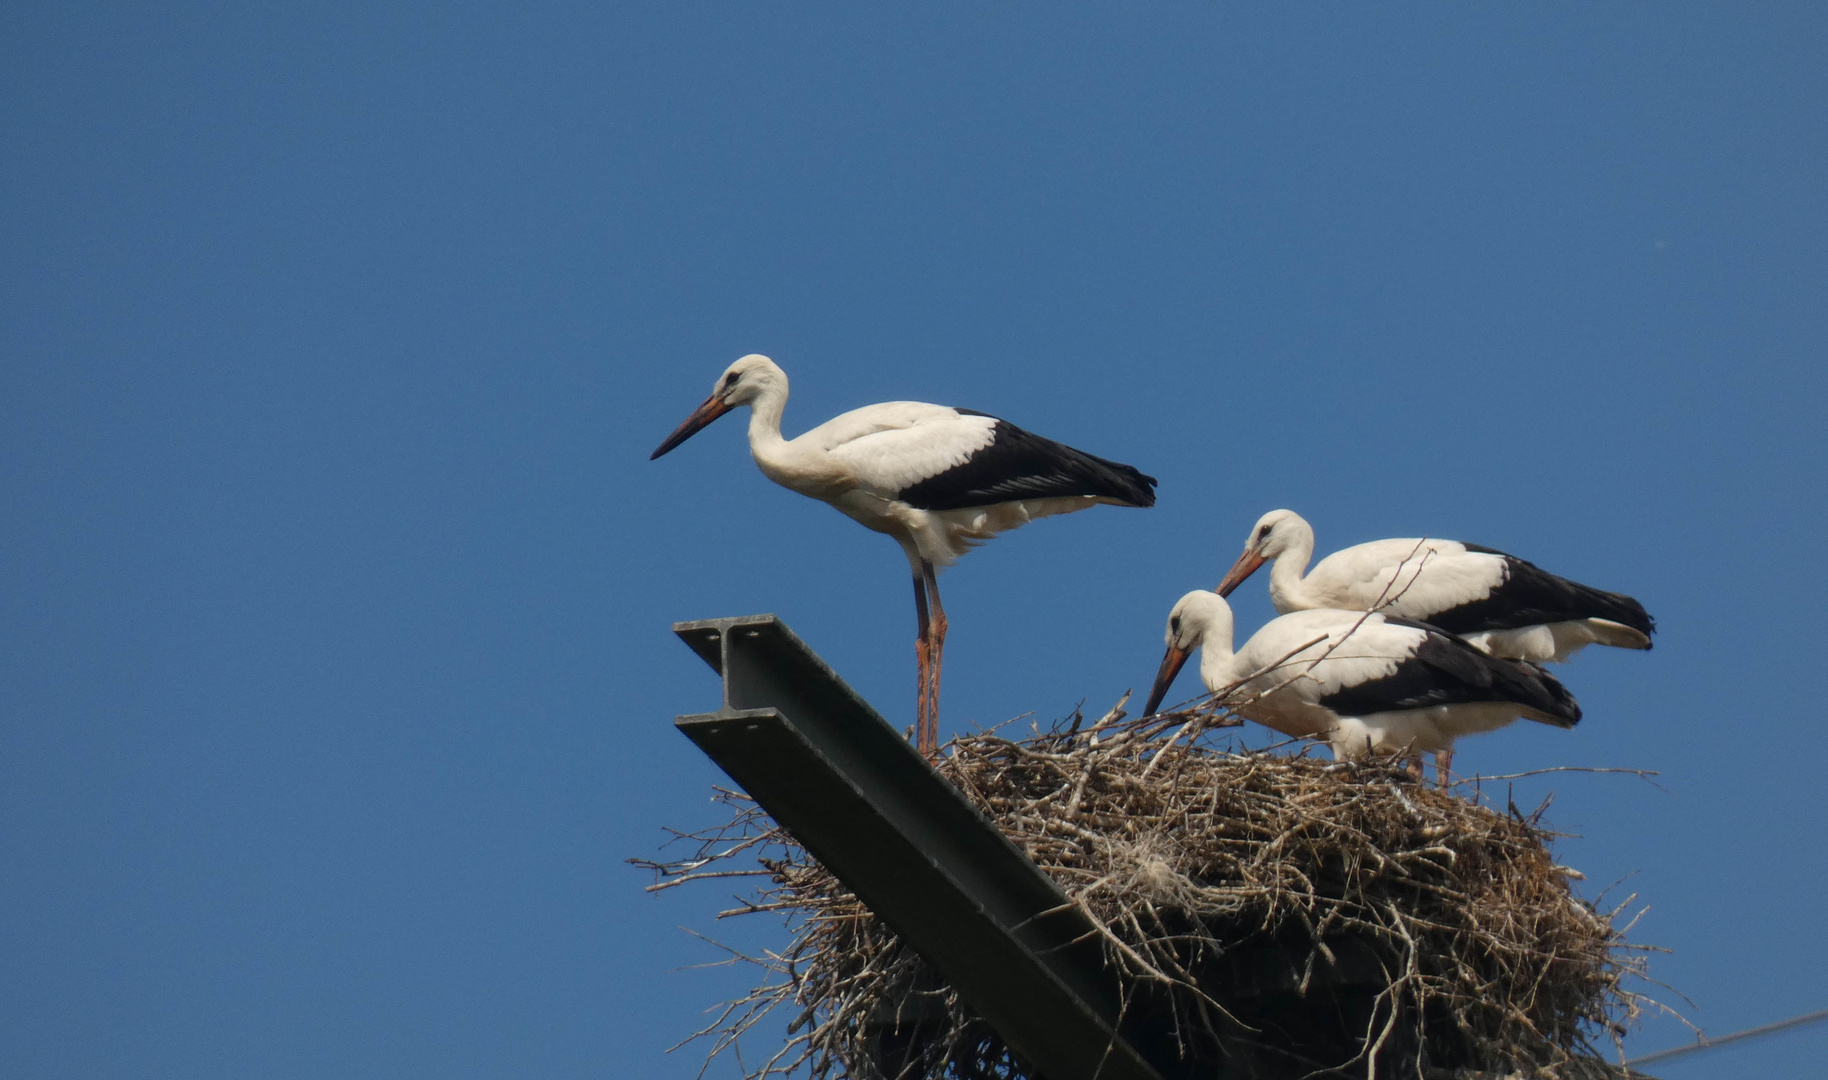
[712, 354, 786, 407]
[650, 354, 788, 459]
[1143, 590, 1233, 717]
[1216, 509, 1308, 597]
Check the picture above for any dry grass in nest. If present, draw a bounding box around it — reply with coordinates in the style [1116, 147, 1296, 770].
[637, 702, 1662, 1080]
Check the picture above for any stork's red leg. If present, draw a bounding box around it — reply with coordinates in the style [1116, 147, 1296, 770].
[912, 574, 932, 756]
[1435, 749, 1454, 789]
[922, 560, 948, 759]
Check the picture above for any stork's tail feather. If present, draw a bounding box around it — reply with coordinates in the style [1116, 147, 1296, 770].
[1095, 462, 1158, 508]
[1566, 584, 1655, 641]
[1053, 440, 1157, 508]
[1586, 618, 1654, 651]
[1507, 660, 1582, 728]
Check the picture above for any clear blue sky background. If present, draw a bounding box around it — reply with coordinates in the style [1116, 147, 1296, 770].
[3, 3, 1823, 1076]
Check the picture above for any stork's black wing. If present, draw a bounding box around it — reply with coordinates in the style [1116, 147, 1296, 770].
[894, 412, 1157, 511]
[1317, 618, 1581, 728]
[1419, 545, 1654, 641]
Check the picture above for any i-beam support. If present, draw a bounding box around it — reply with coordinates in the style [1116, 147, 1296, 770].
[670, 614, 1172, 1080]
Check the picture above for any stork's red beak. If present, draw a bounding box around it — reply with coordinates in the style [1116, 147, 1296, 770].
[650, 394, 734, 460]
[1142, 644, 1192, 718]
[1215, 548, 1267, 598]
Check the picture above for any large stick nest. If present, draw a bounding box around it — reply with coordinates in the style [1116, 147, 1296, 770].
[639, 705, 1659, 1080]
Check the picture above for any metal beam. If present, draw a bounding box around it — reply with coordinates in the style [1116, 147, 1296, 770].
[671, 613, 1171, 1080]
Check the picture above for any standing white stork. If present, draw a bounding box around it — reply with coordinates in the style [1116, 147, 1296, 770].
[1216, 510, 1655, 664]
[650, 354, 1157, 757]
[1142, 590, 1581, 783]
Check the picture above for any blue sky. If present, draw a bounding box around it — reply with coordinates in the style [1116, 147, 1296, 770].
[3, 3, 1824, 1076]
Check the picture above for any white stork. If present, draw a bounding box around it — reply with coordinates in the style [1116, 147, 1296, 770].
[1216, 510, 1655, 663]
[1142, 591, 1582, 783]
[650, 354, 1157, 756]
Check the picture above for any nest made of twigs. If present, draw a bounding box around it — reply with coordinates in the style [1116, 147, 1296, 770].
[639, 704, 1660, 1080]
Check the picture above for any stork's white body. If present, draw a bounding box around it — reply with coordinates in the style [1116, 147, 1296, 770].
[1205, 607, 1565, 758]
[1222, 511, 1655, 664]
[651, 355, 1156, 755]
[1276, 536, 1601, 661]
[746, 398, 1120, 571]
[1150, 592, 1580, 769]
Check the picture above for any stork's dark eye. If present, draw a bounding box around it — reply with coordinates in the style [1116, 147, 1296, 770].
[1170, 616, 1182, 633]
[725, 373, 740, 387]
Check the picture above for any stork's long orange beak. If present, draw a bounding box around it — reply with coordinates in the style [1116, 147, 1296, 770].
[650, 393, 734, 460]
[1215, 548, 1267, 598]
[1143, 644, 1192, 718]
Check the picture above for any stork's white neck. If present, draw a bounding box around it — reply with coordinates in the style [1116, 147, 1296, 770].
[1266, 520, 1319, 613]
[1181, 594, 1240, 694]
[740, 377, 837, 495]
[744, 380, 789, 455]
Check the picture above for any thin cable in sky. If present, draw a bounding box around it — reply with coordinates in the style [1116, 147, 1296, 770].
[1627, 1008, 1828, 1066]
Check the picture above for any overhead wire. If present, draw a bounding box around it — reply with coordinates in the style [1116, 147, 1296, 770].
[1627, 1008, 1828, 1067]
